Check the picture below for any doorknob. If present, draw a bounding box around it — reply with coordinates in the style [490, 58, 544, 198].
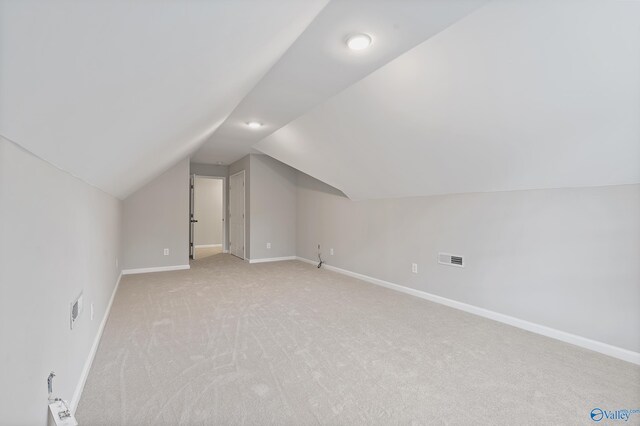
[191, 219, 198, 223]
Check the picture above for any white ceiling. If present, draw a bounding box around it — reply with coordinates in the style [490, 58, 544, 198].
[3, 1, 638, 201]
[255, 0, 640, 199]
[0, 0, 327, 198]
[191, 0, 486, 165]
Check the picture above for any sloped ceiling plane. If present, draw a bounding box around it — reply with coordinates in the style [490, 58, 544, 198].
[2, 1, 639, 200]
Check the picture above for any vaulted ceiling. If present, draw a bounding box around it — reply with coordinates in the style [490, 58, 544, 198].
[0, 0, 328, 198]
[254, 0, 640, 199]
[2, 1, 639, 200]
[191, 0, 486, 165]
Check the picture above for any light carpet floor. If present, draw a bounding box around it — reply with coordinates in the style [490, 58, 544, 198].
[77, 254, 640, 425]
[194, 246, 222, 260]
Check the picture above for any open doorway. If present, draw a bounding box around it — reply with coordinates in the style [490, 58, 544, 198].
[189, 175, 225, 260]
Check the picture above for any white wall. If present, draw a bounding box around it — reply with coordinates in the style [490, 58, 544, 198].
[121, 159, 189, 271]
[0, 136, 122, 426]
[227, 154, 298, 261]
[249, 155, 297, 260]
[190, 163, 228, 179]
[296, 172, 640, 354]
[229, 155, 251, 258]
[194, 177, 223, 246]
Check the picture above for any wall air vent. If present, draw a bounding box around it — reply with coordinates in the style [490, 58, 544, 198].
[438, 252, 464, 268]
[70, 292, 83, 329]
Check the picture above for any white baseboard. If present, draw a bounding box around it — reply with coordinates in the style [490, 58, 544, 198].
[249, 256, 297, 264]
[121, 265, 190, 275]
[195, 244, 222, 248]
[297, 257, 320, 266]
[295, 257, 640, 365]
[71, 271, 122, 413]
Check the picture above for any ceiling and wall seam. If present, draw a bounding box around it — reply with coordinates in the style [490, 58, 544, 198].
[253, 1, 640, 200]
[192, 0, 489, 166]
[0, 133, 119, 200]
[0, 0, 329, 199]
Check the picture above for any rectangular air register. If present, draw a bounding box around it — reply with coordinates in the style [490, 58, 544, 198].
[438, 252, 464, 268]
[70, 292, 83, 329]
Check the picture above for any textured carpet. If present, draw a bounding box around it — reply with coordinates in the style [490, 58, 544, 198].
[76, 254, 640, 425]
[194, 246, 222, 260]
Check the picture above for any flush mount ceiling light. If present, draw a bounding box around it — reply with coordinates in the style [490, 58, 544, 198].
[246, 121, 263, 129]
[346, 33, 372, 50]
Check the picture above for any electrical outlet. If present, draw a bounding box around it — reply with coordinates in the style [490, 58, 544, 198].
[411, 263, 418, 274]
[164, 248, 169, 256]
[330, 248, 334, 255]
[90, 303, 94, 321]
[266, 242, 271, 249]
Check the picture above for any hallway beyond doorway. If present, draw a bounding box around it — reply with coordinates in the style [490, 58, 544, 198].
[194, 245, 222, 260]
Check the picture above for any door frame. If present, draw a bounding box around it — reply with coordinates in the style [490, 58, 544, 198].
[229, 170, 246, 260]
[191, 174, 227, 259]
[189, 175, 195, 259]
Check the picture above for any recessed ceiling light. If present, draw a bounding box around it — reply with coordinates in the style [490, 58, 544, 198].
[246, 121, 263, 129]
[346, 33, 372, 50]
[216, 161, 224, 165]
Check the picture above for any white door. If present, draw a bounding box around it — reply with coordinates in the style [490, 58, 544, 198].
[229, 171, 245, 259]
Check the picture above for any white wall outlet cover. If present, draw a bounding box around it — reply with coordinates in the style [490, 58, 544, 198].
[411, 263, 418, 274]
[49, 400, 78, 426]
[90, 303, 94, 321]
[330, 248, 334, 255]
[164, 248, 169, 256]
[266, 242, 271, 249]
